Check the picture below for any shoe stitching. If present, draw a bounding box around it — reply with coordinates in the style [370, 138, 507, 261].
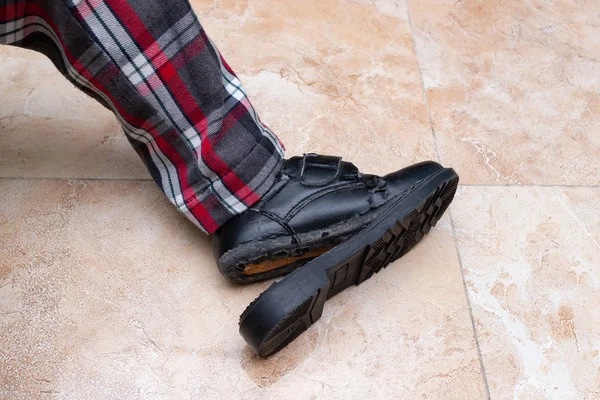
[226, 176, 428, 250]
[250, 209, 301, 246]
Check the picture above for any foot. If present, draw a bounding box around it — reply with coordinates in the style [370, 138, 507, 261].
[239, 164, 459, 357]
[213, 153, 457, 283]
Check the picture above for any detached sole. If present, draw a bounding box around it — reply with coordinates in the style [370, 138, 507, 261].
[239, 168, 459, 357]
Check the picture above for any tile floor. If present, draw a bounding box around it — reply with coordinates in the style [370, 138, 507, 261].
[0, 1, 598, 399]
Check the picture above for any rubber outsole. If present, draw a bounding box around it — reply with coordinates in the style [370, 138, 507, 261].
[239, 168, 459, 357]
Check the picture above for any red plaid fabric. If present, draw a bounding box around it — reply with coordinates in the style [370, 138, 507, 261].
[0, 0, 285, 233]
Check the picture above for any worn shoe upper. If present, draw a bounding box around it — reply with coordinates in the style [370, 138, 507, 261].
[213, 153, 444, 282]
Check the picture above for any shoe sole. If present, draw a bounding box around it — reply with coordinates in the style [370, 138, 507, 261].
[238, 168, 459, 357]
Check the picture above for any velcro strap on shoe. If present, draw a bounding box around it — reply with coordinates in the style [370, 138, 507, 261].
[300, 153, 343, 187]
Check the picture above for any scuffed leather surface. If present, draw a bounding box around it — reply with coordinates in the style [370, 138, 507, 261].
[213, 155, 444, 257]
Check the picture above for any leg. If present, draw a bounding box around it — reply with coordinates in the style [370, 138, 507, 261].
[0, 0, 285, 234]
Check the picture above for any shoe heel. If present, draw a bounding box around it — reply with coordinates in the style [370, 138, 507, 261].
[239, 268, 329, 357]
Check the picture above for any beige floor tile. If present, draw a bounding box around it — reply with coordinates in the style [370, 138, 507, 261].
[0, 47, 150, 180]
[408, 0, 600, 185]
[192, 0, 437, 175]
[0, 180, 485, 399]
[452, 186, 600, 399]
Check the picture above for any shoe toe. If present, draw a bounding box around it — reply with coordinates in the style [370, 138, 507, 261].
[384, 160, 445, 193]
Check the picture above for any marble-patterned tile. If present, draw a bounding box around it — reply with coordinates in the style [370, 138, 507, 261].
[192, 0, 437, 176]
[0, 46, 150, 180]
[452, 186, 600, 399]
[0, 180, 486, 399]
[408, 0, 600, 185]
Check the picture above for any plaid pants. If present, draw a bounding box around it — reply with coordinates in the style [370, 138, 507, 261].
[0, 0, 285, 234]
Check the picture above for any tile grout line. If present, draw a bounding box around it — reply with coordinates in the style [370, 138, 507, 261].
[1, 176, 597, 189]
[1, 175, 597, 189]
[0, 176, 154, 182]
[448, 207, 492, 399]
[460, 183, 599, 188]
[405, 2, 491, 398]
[404, 2, 442, 164]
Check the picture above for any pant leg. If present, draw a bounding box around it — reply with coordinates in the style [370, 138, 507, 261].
[0, 0, 285, 234]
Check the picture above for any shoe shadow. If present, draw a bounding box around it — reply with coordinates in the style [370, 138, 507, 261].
[240, 342, 315, 388]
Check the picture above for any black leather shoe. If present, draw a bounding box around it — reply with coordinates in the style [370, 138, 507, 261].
[213, 154, 458, 284]
[239, 157, 459, 357]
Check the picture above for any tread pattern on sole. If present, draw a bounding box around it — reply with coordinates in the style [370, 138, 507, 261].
[356, 179, 458, 285]
[241, 175, 459, 357]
